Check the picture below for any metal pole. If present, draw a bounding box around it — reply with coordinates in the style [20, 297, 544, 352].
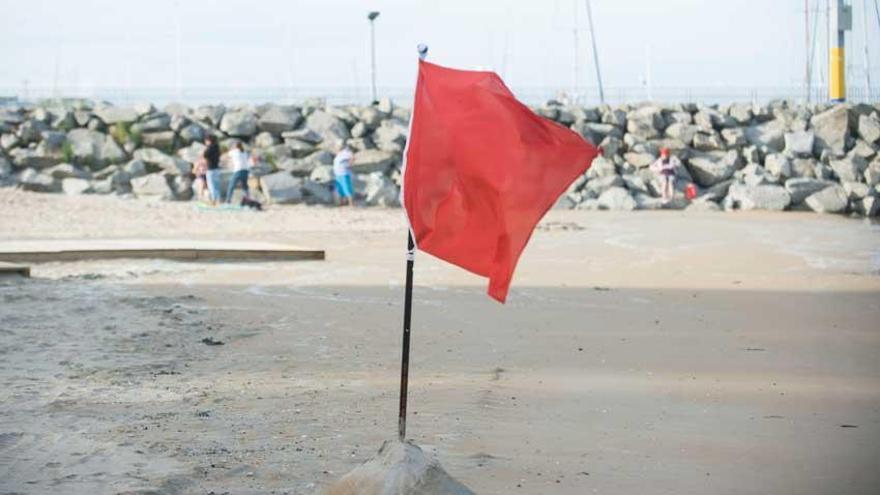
[862, 0, 873, 101]
[806, 0, 812, 103]
[584, 0, 605, 104]
[369, 15, 379, 103]
[830, 0, 849, 101]
[398, 43, 427, 442]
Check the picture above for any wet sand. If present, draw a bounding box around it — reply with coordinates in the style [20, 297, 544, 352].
[1, 189, 879, 494]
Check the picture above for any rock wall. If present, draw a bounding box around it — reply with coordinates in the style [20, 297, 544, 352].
[1, 98, 878, 216]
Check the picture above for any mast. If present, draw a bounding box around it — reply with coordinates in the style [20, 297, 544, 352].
[584, 0, 604, 104]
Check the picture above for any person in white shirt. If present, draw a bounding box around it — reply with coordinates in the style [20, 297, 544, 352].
[649, 147, 680, 202]
[333, 144, 355, 207]
[226, 141, 253, 203]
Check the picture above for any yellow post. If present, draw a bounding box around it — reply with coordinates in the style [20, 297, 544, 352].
[829, 0, 852, 102]
[830, 47, 846, 101]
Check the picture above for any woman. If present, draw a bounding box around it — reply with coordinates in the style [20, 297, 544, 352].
[202, 135, 222, 205]
[226, 141, 252, 203]
[332, 143, 355, 207]
[650, 147, 680, 202]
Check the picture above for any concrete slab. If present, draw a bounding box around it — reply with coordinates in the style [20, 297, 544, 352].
[0, 262, 31, 277]
[0, 239, 324, 263]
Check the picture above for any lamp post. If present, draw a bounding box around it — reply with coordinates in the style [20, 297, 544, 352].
[368, 11, 380, 104]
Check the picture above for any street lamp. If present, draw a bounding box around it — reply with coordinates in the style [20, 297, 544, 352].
[367, 11, 380, 104]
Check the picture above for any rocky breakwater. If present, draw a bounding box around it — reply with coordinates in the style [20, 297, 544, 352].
[0, 98, 878, 216]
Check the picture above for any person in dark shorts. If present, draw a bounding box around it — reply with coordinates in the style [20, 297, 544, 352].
[203, 135, 222, 205]
[650, 147, 680, 202]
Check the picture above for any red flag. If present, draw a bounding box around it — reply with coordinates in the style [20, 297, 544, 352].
[403, 61, 598, 303]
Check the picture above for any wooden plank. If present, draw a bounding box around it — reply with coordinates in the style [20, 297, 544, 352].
[0, 262, 31, 277]
[0, 240, 325, 264]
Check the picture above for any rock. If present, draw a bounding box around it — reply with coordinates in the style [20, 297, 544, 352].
[376, 97, 394, 115]
[177, 142, 206, 164]
[585, 174, 625, 197]
[351, 121, 368, 138]
[10, 147, 58, 169]
[842, 181, 870, 200]
[306, 110, 351, 151]
[260, 172, 303, 204]
[686, 198, 722, 211]
[597, 187, 637, 210]
[310, 164, 334, 184]
[665, 123, 699, 145]
[784, 130, 815, 157]
[586, 156, 617, 179]
[364, 173, 400, 206]
[598, 136, 623, 157]
[725, 182, 790, 211]
[141, 131, 176, 149]
[864, 158, 880, 185]
[319, 441, 473, 495]
[790, 157, 819, 178]
[351, 149, 397, 174]
[193, 105, 226, 127]
[721, 127, 747, 147]
[621, 173, 650, 195]
[45, 163, 88, 179]
[633, 193, 667, 210]
[219, 110, 258, 137]
[829, 155, 867, 182]
[131, 173, 174, 200]
[784, 177, 834, 204]
[140, 113, 171, 132]
[626, 106, 664, 139]
[357, 107, 384, 129]
[284, 139, 318, 158]
[133, 148, 190, 175]
[1, 133, 19, 150]
[849, 140, 877, 160]
[857, 114, 880, 143]
[301, 179, 334, 204]
[692, 132, 724, 151]
[728, 103, 754, 125]
[254, 131, 279, 149]
[172, 175, 193, 200]
[282, 128, 323, 144]
[735, 163, 774, 186]
[258, 106, 302, 134]
[764, 153, 792, 179]
[622, 152, 654, 169]
[18, 168, 58, 192]
[61, 177, 92, 195]
[686, 150, 742, 187]
[744, 119, 786, 152]
[553, 194, 577, 210]
[66, 128, 118, 166]
[94, 105, 139, 125]
[134, 102, 157, 117]
[804, 184, 848, 213]
[810, 105, 850, 154]
[854, 195, 880, 216]
[373, 118, 408, 153]
[123, 159, 148, 178]
[694, 108, 735, 131]
[179, 123, 207, 144]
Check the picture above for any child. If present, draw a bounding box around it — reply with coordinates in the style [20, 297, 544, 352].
[333, 144, 355, 207]
[193, 156, 208, 202]
[650, 147, 680, 202]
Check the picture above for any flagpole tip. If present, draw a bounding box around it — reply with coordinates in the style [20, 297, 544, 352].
[417, 44, 428, 60]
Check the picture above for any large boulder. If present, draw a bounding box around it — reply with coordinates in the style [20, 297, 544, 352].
[351, 149, 397, 174]
[764, 153, 792, 179]
[804, 184, 849, 213]
[140, 130, 176, 149]
[373, 118, 408, 153]
[301, 179, 334, 204]
[140, 113, 171, 132]
[686, 150, 742, 187]
[219, 110, 258, 137]
[61, 177, 92, 195]
[18, 168, 58, 192]
[597, 187, 637, 211]
[131, 173, 174, 200]
[810, 105, 850, 154]
[94, 105, 138, 125]
[626, 106, 665, 139]
[829, 155, 867, 182]
[857, 114, 880, 144]
[319, 441, 474, 495]
[725, 182, 791, 211]
[258, 106, 302, 134]
[133, 148, 190, 175]
[45, 163, 89, 180]
[784, 177, 835, 204]
[784, 131, 815, 157]
[744, 119, 786, 152]
[259, 171, 303, 204]
[306, 110, 351, 151]
[363, 173, 400, 206]
[282, 128, 323, 144]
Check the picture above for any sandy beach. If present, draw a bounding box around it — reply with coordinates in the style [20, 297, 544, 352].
[1, 188, 879, 495]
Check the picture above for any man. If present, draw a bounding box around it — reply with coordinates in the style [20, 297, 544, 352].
[203, 135, 222, 205]
[650, 147, 680, 202]
[333, 143, 355, 207]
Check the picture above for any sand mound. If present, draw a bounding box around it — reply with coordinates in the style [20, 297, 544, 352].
[319, 440, 475, 495]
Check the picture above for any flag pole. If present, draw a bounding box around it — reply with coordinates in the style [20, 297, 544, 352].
[398, 43, 428, 442]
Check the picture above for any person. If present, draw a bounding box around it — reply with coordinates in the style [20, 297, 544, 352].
[333, 144, 355, 207]
[226, 141, 252, 204]
[650, 147, 680, 202]
[203, 135, 222, 205]
[192, 156, 208, 202]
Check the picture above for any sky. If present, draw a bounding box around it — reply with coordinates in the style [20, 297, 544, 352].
[1, 0, 878, 103]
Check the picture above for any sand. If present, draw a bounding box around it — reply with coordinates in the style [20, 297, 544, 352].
[0, 188, 879, 495]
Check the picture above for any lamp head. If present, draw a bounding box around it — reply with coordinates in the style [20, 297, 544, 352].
[367, 11, 380, 21]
